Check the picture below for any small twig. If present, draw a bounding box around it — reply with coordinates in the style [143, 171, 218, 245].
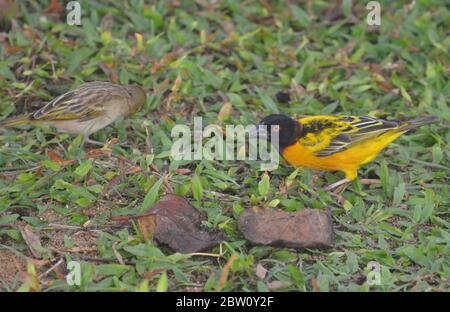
[189, 252, 222, 258]
[189, 243, 224, 258]
[38, 258, 64, 279]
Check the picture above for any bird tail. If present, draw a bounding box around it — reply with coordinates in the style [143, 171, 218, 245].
[399, 116, 438, 132]
[0, 115, 32, 128]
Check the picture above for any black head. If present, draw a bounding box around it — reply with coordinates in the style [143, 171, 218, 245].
[258, 114, 302, 151]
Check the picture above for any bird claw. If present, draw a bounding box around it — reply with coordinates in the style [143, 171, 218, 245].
[84, 138, 106, 147]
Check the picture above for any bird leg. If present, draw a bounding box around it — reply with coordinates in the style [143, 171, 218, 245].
[84, 137, 106, 147]
[84, 136, 130, 148]
[324, 178, 352, 192]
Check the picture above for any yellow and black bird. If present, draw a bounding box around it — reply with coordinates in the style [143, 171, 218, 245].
[257, 114, 438, 190]
[0, 81, 146, 144]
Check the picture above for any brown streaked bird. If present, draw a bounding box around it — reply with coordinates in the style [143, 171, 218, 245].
[0, 81, 146, 143]
[257, 114, 438, 191]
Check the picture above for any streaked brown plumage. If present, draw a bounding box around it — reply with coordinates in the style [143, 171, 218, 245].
[0, 81, 146, 136]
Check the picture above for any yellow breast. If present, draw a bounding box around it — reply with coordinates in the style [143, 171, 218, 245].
[282, 130, 404, 180]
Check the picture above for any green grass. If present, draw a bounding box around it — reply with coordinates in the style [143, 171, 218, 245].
[0, 0, 449, 292]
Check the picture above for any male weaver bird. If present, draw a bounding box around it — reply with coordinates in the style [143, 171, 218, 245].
[0, 81, 146, 144]
[257, 114, 438, 191]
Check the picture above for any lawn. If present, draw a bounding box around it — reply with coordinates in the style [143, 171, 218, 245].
[0, 0, 448, 292]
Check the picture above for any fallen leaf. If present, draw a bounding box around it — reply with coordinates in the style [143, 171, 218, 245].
[19, 225, 46, 259]
[174, 168, 191, 175]
[138, 194, 225, 253]
[52, 262, 66, 280]
[86, 148, 111, 159]
[48, 150, 76, 166]
[143, 268, 166, 280]
[376, 80, 395, 92]
[126, 166, 141, 175]
[137, 214, 157, 241]
[47, 150, 64, 163]
[5, 45, 22, 55]
[239, 207, 334, 248]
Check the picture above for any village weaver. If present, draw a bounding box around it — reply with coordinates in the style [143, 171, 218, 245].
[257, 114, 438, 190]
[0, 81, 146, 144]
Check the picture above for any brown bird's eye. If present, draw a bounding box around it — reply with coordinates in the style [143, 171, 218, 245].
[272, 125, 280, 132]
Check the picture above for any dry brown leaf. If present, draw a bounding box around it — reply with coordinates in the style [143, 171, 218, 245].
[47, 150, 76, 166]
[19, 224, 45, 259]
[376, 80, 395, 92]
[151, 52, 178, 74]
[53, 263, 66, 280]
[5, 45, 22, 55]
[143, 268, 166, 280]
[216, 254, 237, 291]
[239, 207, 334, 248]
[110, 215, 132, 222]
[126, 166, 142, 175]
[139, 194, 225, 253]
[311, 276, 321, 292]
[217, 101, 232, 124]
[174, 168, 191, 175]
[137, 214, 157, 241]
